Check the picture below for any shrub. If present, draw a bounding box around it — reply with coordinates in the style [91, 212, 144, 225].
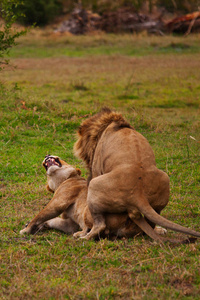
[0, 0, 27, 71]
[157, 0, 200, 13]
[16, 0, 63, 26]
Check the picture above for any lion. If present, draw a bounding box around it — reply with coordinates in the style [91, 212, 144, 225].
[20, 155, 170, 241]
[20, 156, 84, 235]
[73, 108, 200, 241]
[20, 155, 157, 239]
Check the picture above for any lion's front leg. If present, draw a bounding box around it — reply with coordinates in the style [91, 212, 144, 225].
[80, 214, 106, 240]
[73, 226, 89, 238]
[79, 182, 107, 239]
[20, 200, 63, 235]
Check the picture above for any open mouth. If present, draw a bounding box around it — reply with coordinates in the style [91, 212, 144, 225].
[43, 155, 62, 171]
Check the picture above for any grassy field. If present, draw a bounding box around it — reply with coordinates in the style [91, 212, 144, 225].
[0, 31, 200, 299]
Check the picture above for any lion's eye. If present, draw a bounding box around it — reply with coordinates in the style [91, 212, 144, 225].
[25, 222, 30, 228]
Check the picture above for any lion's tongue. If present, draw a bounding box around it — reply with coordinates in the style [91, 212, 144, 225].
[46, 158, 56, 168]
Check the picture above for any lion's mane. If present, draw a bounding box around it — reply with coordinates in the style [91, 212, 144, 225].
[74, 108, 132, 172]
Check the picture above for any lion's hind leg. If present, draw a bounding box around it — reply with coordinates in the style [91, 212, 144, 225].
[44, 217, 80, 234]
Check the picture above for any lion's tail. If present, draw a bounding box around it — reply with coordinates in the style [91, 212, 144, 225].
[137, 198, 200, 238]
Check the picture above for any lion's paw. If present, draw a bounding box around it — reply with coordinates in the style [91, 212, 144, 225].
[154, 226, 167, 235]
[73, 231, 87, 239]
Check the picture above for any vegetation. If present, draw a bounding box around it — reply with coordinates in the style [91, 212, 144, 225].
[13, 0, 200, 26]
[16, 0, 62, 26]
[0, 0, 26, 70]
[157, 0, 199, 13]
[0, 32, 200, 299]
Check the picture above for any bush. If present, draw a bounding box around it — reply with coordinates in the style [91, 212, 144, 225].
[157, 0, 200, 13]
[16, 0, 63, 26]
[0, 0, 27, 71]
[77, 0, 144, 14]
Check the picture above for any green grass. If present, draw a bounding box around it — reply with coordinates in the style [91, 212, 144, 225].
[0, 32, 200, 299]
[8, 32, 200, 58]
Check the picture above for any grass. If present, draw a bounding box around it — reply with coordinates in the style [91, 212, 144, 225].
[0, 31, 200, 299]
[7, 31, 200, 58]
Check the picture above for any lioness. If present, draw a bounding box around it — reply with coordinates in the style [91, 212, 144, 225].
[20, 156, 85, 235]
[20, 155, 170, 240]
[74, 108, 200, 241]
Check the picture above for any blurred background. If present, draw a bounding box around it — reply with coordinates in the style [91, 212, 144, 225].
[6, 0, 200, 34]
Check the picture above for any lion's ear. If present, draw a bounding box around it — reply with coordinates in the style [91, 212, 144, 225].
[76, 168, 81, 175]
[46, 185, 54, 193]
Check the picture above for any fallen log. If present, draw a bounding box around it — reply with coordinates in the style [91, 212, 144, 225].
[166, 11, 200, 34]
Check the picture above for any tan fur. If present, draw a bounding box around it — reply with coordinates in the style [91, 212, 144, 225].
[73, 108, 200, 241]
[20, 156, 86, 235]
[20, 156, 143, 238]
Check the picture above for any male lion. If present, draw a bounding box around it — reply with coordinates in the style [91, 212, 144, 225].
[74, 108, 200, 241]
